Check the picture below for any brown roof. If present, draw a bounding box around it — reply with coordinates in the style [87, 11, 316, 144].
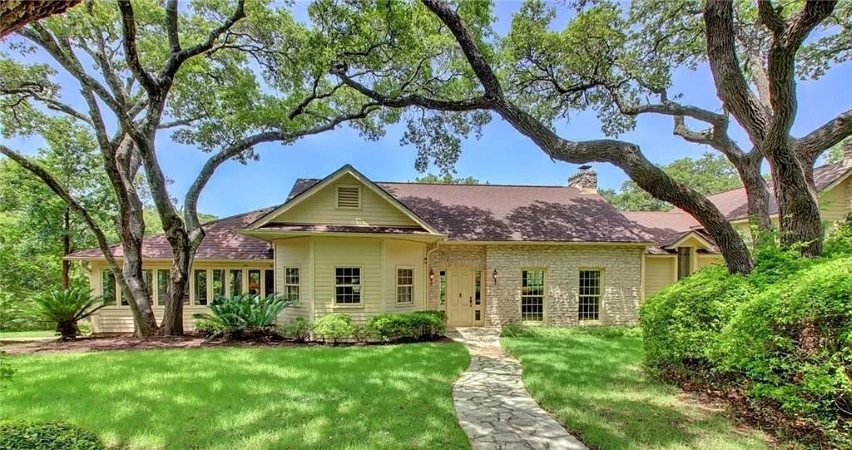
[258, 224, 431, 234]
[701, 163, 851, 221]
[289, 179, 651, 243]
[67, 208, 274, 260]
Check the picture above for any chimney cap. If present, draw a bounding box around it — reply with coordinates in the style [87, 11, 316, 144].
[578, 164, 592, 171]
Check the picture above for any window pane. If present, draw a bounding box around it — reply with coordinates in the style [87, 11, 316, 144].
[248, 270, 260, 295]
[335, 268, 361, 304]
[157, 269, 169, 305]
[284, 267, 299, 302]
[521, 270, 544, 321]
[474, 270, 481, 305]
[439, 271, 446, 304]
[230, 269, 243, 297]
[212, 269, 225, 301]
[396, 268, 413, 303]
[102, 270, 116, 306]
[195, 269, 208, 306]
[579, 270, 601, 321]
[264, 269, 274, 297]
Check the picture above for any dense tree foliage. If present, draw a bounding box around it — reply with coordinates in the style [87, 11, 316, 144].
[413, 174, 483, 184]
[600, 153, 742, 211]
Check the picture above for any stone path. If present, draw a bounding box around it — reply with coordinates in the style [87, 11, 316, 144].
[447, 327, 588, 450]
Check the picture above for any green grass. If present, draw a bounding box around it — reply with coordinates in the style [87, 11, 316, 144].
[501, 327, 771, 450]
[0, 343, 471, 450]
[0, 330, 55, 339]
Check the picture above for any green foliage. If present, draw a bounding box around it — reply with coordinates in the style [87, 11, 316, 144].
[0, 351, 13, 389]
[30, 288, 105, 341]
[501, 324, 641, 339]
[641, 266, 751, 372]
[280, 317, 312, 342]
[365, 311, 447, 342]
[192, 294, 295, 340]
[0, 421, 104, 450]
[600, 153, 742, 211]
[312, 314, 356, 344]
[823, 214, 852, 257]
[412, 173, 484, 184]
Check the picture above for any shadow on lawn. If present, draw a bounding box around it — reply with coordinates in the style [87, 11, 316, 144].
[1, 343, 471, 450]
[503, 335, 768, 450]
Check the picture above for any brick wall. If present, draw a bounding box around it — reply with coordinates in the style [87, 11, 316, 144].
[426, 244, 486, 310]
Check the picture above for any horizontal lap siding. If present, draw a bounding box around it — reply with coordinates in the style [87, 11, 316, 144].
[94, 306, 210, 333]
[697, 255, 721, 270]
[271, 174, 419, 227]
[645, 257, 675, 299]
[821, 179, 850, 223]
[313, 237, 383, 324]
[383, 240, 426, 312]
[275, 238, 311, 323]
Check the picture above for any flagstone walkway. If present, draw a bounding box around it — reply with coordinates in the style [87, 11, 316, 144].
[447, 327, 588, 450]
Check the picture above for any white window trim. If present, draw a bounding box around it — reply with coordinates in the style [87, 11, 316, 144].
[335, 184, 362, 210]
[283, 266, 301, 304]
[521, 268, 546, 323]
[334, 266, 363, 307]
[578, 268, 604, 323]
[395, 266, 415, 305]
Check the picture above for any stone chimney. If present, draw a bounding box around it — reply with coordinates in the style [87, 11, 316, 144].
[568, 165, 598, 193]
[844, 141, 852, 168]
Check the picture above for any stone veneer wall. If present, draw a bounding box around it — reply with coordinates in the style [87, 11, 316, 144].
[484, 245, 643, 326]
[427, 244, 486, 310]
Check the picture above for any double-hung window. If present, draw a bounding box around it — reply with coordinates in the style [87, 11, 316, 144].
[284, 267, 300, 302]
[335, 267, 361, 304]
[521, 270, 544, 322]
[578, 270, 602, 321]
[396, 268, 413, 304]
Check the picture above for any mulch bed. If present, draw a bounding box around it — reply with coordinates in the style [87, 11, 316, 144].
[1, 334, 458, 355]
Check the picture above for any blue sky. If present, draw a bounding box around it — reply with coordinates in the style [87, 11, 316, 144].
[4, 1, 851, 218]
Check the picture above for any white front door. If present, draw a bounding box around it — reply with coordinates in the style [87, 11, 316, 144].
[447, 268, 474, 327]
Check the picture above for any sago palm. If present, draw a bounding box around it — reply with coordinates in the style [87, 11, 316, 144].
[31, 287, 105, 340]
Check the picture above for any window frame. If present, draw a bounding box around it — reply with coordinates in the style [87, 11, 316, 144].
[677, 247, 693, 280]
[395, 266, 414, 304]
[283, 267, 300, 303]
[194, 269, 209, 306]
[334, 266, 363, 306]
[578, 268, 603, 322]
[101, 269, 117, 306]
[521, 269, 546, 322]
[335, 184, 362, 210]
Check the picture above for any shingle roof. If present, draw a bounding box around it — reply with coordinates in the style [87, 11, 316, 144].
[67, 208, 275, 260]
[288, 179, 652, 243]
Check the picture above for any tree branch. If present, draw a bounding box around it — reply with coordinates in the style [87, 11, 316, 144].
[795, 108, 852, 164]
[116, 0, 159, 95]
[165, 0, 181, 54]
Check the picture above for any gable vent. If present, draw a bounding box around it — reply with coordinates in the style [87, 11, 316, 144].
[336, 186, 361, 208]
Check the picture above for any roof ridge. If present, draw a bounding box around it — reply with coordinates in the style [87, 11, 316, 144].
[294, 177, 569, 189]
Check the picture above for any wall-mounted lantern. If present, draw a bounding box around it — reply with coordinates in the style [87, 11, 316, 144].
[429, 268, 435, 285]
[492, 269, 498, 285]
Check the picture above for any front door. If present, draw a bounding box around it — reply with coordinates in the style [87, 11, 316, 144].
[447, 268, 474, 327]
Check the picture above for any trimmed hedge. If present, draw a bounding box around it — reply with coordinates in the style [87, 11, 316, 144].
[365, 311, 447, 342]
[312, 314, 356, 343]
[0, 421, 104, 450]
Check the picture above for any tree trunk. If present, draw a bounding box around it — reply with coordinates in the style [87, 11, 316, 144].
[736, 153, 774, 245]
[159, 229, 192, 336]
[61, 207, 71, 290]
[766, 147, 823, 255]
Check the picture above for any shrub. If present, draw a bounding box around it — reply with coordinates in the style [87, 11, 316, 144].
[192, 294, 295, 340]
[30, 288, 105, 341]
[640, 266, 752, 374]
[365, 311, 446, 342]
[280, 317, 312, 342]
[312, 314, 355, 343]
[823, 214, 852, 256]
[717, 256, 852, 445]
[0, 420, 104, 450]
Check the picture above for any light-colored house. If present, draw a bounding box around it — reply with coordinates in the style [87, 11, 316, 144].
[69, 156, 852, 333]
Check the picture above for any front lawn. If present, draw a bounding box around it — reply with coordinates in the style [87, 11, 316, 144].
[0, 343, 470, 450]
[501, 327, 771, 450]
[0, 330, 56, 339]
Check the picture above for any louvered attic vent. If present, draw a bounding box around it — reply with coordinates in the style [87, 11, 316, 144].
[336, 186, 360, 208]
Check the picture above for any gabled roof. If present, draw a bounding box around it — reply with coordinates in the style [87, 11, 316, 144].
[67, 208, 275, 260]
[288, 177, 652, 243]
[246, 164, 443, 236]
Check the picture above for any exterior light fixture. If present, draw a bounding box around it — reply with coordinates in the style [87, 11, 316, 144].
[429, 268, 435, 285]
[492, 269, 498, 285]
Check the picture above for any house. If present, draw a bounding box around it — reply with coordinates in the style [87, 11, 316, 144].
[69, 151, 852, 333]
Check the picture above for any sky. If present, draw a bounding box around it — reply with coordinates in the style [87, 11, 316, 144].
[3, 1, 851, 219]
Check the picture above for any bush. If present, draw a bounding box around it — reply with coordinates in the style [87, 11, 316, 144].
[192, 294, 295, 340]
[640, 266, 752, 374]
[312, 314, 355, 343]
[717, 256, 852, 445]
[365, 311, 446, 342]
[0, 421, 104, 450]
[280, 317, 312, 342]
[30, 288, 105, 341]
[824, 214, 852, 256]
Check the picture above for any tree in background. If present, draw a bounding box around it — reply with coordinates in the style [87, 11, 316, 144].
[824, 138, 852, 165]
[600, 153, 742, 211]
[413, 174, 484, 184]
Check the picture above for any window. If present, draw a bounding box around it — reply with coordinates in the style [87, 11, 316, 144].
[157, 269, 169, 305]
[248, 270, 261, 296]
[677, 247, 692, 279]
[439, 270, 446, 305]
[264, 269, 275, 298]
[230, 269, 243, 297]
[396, 268, 413, 303]
[336, 185, 360, 208]
[194, 269, 208, 306]
[212, 269, 226, 301]
[579, 270, 602, 321]
[284, 267, 300, 302]
[102, 270, 116, 306]
[521, 270, 544, 322]
[335, 267, 361, 304]
[474, 270, 482, 305]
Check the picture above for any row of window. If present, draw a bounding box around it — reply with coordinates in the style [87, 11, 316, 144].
[101, 268, 274, 306]
[521, 269, 602, 322]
